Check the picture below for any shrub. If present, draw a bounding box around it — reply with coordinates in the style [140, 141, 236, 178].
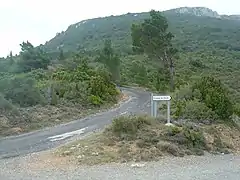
[174, 85, 193, 101]
[50, 87, 58, 105]
[164, 125, 206, 149]
[0, 93, 17, 113]
[233, 103, 240, 117]
[182, 127, 206, 149]
[89, 95, 102, 106]
[0, 76, 46, 107]
[110, 115, 152, 140]
[193, 76, 233, 120]
[52, 61, 119, 106]
[181, 99, 217, 121]
[156, 141, 180, 156]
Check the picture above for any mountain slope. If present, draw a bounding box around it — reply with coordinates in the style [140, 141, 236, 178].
[41, 7, 240, 104]
[43, 7, 240, 54]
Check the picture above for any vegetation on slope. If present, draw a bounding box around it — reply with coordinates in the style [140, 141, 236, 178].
[53, 9, 240, 165]
[44, 8, 240, 54]
[0, 7, 239, 138]
[39, 8, 240, 104]
[56, 115, 239, 165]
[0, 41, 121, 136]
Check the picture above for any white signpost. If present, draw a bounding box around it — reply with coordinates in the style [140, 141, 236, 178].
[151, 94, 172, 125]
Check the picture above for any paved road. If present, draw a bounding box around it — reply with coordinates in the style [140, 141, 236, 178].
[0, 88, 151, 159]
[0, 88, 239, 180]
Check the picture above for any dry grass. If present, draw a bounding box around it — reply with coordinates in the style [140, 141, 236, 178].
[54, 115, 240, 166]
[204, 124, 240, 154]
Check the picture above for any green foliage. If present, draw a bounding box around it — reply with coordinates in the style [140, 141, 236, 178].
[179, 99, 217, 121]
[37, 9, 240, 103]
[166, 126, 206, 149]
[131, 10, 177, 91]
[182, 127, 206, 149]
[18, 41, 50, 72]
[171, 77, 233, 121]
[110, 115, 152, 139]
[52, 56, 119, 105]
[50, 86, 58, 105]
[189, 59, 206, 69]
[0, 93, 16, 113]
[193, 76, 233, 120]
[97, 40, 120, 83]
[233, 104, 240, 117]
[0, 75, 46, 107]
[89, 95, 102, 106]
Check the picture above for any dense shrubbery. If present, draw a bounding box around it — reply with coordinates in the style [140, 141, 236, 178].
[0, 75, 46, 107]
[1, 9, 240, 137]
[193, 76, 233, 119]
[0, 93, 17, 113]
[171, 76, 233, 121]
[234, 104, 240, 117]
[52, 58, 119, 106]
[0, 53, 120, 136]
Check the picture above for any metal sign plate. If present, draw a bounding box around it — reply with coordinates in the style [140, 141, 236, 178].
[152, 95, 171, 101]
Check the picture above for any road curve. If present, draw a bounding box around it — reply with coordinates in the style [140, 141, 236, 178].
[0, 88, 151, 159]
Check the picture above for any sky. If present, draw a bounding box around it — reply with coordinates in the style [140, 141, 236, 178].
[0, 0, 239, 57]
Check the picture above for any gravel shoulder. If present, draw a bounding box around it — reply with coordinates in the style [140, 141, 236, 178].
[0, 153, 239, 180]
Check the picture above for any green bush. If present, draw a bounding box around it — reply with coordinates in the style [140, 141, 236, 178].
[193, 76, 233, 120]
[165, 125, 206, 150]
[0, 93, 17, 113]
[174, 85, 193, 101]
[234, 103, 240, 116]
[50, 87, 58, 105]
[0, 76, 46, 107]
[181, 99, 217, 121]
[52, 60, 119, 106]
[182, 127, 206, 149]
[89, 95, 102, 106]
[110, 115, 152, 139]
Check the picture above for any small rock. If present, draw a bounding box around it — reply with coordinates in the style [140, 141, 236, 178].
[84, 146, 88, 148]
[131, 163, 145, 168]
[70, 147, 76, 150]
[91, 152, 99, 156]
[76, 144, 81, 148]
[77, 155, 85, 159]
[165, 123, 175, 127]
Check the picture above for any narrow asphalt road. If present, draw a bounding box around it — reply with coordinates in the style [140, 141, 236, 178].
[0, 88, 151, 159]
[0, 88, 240, 180]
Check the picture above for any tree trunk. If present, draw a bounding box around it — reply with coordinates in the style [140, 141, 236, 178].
[163, 51, 175, 92]
[169, 59, 175, 92]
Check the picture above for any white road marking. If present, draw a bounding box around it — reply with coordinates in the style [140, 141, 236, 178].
[120, 111, 128, 115]
[47, 127, 88, 142]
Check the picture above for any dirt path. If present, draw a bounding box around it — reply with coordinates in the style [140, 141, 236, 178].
[0, 153, 239, 180]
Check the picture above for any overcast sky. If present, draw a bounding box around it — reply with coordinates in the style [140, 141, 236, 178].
[0, 0, 239, 57]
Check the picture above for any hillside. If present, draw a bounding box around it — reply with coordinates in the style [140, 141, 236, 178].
[43, 7, 240, 103]
[44, 7, 240, 54]
[0, 7, 240, 136]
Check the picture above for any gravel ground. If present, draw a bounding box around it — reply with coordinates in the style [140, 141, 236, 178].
[0, 153, 239, 180]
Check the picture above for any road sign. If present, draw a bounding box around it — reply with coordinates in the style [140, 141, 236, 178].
[152, 95, 171, 101]
[151, 94, 172, 125]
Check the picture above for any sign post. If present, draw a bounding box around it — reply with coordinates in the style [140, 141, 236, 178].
[151, 95, 173, 126]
